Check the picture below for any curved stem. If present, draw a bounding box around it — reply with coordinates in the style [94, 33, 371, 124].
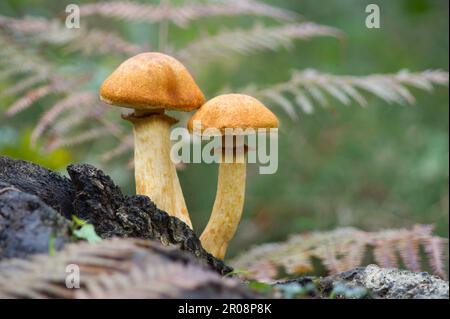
[131, 113, 192, 228]
[200, 152, 246, 259]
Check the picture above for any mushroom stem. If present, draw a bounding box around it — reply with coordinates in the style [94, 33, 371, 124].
[131, 112, 192, 228]
[200, 149, 246, 259]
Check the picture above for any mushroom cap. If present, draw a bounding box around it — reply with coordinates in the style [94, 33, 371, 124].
[100, 52, 205, 112]
[187, 94, 279, 135]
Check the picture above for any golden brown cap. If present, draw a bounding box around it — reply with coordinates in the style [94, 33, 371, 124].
[100, 52, 205, 112]
[187, 94, 279, 135]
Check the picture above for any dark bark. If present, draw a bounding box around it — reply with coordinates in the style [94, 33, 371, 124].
[0, 183, 71, 259]
[0, 156, 75, 218]
[0, 156, 231, 275]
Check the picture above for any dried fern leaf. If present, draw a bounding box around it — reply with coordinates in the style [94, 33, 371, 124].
[373, 239, 399, 269]
[46, 127, 111, 151]
[231, 226, 448, 281]
[0, 238, 246, 299]
[79, 0, 299, 27]
[5, 85, 53, 116]
[0, 34, 92, 124]
[0, 14, 143, 56]
[423, 236, 448, 280]
[3, 73, 48, 96]
[397, 238, 421, 273]
[178, 22, 342, 63]
[250, 69, 449, 118]
[31, 92, 97, 145]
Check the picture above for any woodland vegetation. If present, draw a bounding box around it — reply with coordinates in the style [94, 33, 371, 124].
[0, 0, 448, 298]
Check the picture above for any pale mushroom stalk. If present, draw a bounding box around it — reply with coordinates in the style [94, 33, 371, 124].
[128, 110, 191, 228]
[200, 146, 246, 259]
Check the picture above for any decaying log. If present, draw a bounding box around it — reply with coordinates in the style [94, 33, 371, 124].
[0, 156, 231, 275]
[0, 156, 75, 218]
[0, 182, 71, 259]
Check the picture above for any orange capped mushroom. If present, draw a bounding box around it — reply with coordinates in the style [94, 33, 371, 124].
[188, 94, 279, 259]
[100, 52, 205, 229]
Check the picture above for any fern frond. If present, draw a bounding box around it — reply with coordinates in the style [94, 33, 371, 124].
[3, 73, 48, 96]
[398, 238, 421, 272]
[50, 110, 90, 136]
[373, 239, 398, 269]
[0, 238, 244, 299]
[47, 127, 111, 151]
[423, 236, 448, 280]
[5, 85, 53, 116]
[340, 242, 367, 272]
[0, 53, 47, 81]
[79, 0, 299, 27]
[0, 34, 51, 84]
[50, 103, 123, 146]
[178, 22, 342, 63]
[31, 92, 97, 145]
[0, 15, 143, 56]
[63, 27, 144, 56]
[231, 225, 448, 280]
[4, 75, 90, 117]
[247, 69, 449, 118]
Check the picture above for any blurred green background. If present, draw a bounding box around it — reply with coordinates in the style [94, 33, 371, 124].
[0, 0, 448, 259]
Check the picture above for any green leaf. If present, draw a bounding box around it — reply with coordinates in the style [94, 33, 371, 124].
[73, 224, 102, 244]
[247, 281, 273, 294]
[72, 215, 87, 226]
[48, 233, 56, 256]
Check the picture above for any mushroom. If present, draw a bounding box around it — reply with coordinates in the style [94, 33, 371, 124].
[100, 52, 205, 229]
[187, 94, 279, 259]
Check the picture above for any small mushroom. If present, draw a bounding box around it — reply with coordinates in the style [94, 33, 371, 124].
[187, 94, 279, 259]
[100, 52, 205, 229]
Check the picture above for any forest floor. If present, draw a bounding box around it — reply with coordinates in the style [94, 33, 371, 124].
[0, 156, 448, 299]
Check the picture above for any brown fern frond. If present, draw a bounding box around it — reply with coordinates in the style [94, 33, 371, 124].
[4, 74, 90, 117]
[247, 69, 449, 118]
[79, 0, 299, 27]
[320, 245, 342, 274]
[231, 226, 448, 280]
[0, 34, 92, 122]
[31, 92, 97, 145]
[373, 239, 399, 269]
[50, 111, 90, 136]
[340, 242, 367, 271]
[0, 56, 45, 80]
[0, 14, 48, 33]
[178, 22, 343, 64]
[0, 14, 143, 56]
[3, 73, 48, 96]
[398, 237, 421, 273]
[0, 238, 245, 299]
[423, 236, 448, 280]
[51, 100, 125, 142]
[0, 34, 52, 90]
[63, 27, 144, 56]
[47, 127, 111, 151]
[5, 84, 53, 116]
